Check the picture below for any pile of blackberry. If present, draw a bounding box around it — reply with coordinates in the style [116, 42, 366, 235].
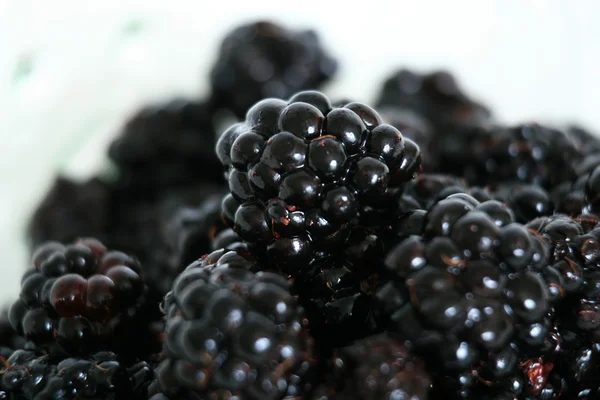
[11, 19, 600, 399]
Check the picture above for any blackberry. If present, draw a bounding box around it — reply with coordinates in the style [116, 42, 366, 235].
[376, 69, 492, 131]
[216, 91, 422, 276]
[28, 177, 110, 250]
[8, 238, 160, 358]
[149, 248, 315, 400]
[209, 21, 337, 118]
[108, 99, 223, 196]
[0, 350, 152, 399]
[444, 123, 583, 190]
[312, 333, 431, 400]
[374, 193, 562, 397]
[523, 215, 600, 397]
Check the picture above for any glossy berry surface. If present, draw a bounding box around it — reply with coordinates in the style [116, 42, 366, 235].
[375, 194, 558, 397]
[149, 248, 315, 400]
[210, 21, 337, 118]
[8, 238, 159, 357]
[0, 350, 153, 399]
[216, 91, 422, 276]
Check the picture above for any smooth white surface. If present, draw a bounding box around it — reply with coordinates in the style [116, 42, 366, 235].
[1, 0, 599, 302]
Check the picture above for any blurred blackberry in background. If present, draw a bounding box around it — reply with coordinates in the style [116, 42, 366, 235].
[107, 185, 228, 297]
[209, 21, 338, 118]
[149, 248, 315, 400]
[450, 123, 584, 190]
[0, 350, 152, 399]
[374, 193, 563, 397]
[376, 69, 492, 132]
[8, 238, 161, 359]
[27, 177, 111, 250]
[108, 98, 224, 197]
[566, 125, 600, 156]
[216, 90, 422, 276]
[312, 333, 431, 400]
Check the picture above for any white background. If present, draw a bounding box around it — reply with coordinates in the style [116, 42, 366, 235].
[1, 0, 599, 303]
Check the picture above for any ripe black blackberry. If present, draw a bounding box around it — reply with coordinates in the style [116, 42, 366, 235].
[376, 69, 492, 132]
[312, 333, 431, 400]
[442, 123, 584, 190]
[0, 349, 153, 399]
[27, 176, 110, 250]
[374, 193, 564, 397]
[8, 238, 161, 358]
[149, 248, 315, 400]
[108, 98, 223, 196]
[216, 90, 422, 276]
[209, 21, 338, 119]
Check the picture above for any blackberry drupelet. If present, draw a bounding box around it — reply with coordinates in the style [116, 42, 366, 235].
[28, 177, 110, 250]
[216, 90, 422, 276]
[149, 248, 315, 400]
[374, 193, 565, 398]
[312, 333, 431, 400]
[0, 350, 152, 399]
[8, 238, 160, 358]
[209, 21, 338, 119]
[379, 106, 437, 172]
[566, 125, 600, 156]
[108, 98, 223, 196]
[493, 183, 554, 223]
[0, 310, 28, 360]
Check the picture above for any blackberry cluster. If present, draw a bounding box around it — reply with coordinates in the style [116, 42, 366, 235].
[108, 99, 223, 195]
[149, 249, 315, 400]
[216, 91, 422, 275]
[0, 350, 152, 399]
[0, 310, 27, 359]
[441, 123, 584, 189]
[15, 18, 600, 400]
[8, 238, 160, 358]
[210, 21, 338, 118]
[375, 193, 558, 397]
[312, 333, 431, 400]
